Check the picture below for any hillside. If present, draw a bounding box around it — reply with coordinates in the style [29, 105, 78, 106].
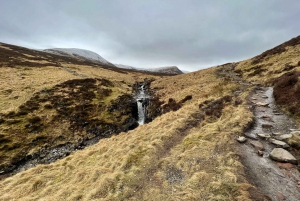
[43, 48, 114, 66]
[0, 36, 300, 200]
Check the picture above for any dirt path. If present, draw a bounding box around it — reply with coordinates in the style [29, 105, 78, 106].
[218, 63, 300, 200]
[241, 86, 300, 201]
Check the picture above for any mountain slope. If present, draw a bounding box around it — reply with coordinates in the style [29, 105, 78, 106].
[44, 48, 114, 66]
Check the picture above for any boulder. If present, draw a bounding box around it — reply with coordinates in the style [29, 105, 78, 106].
[250, 141, 265, 151]
[270, 148, 297, 164]
[237, 136, 247, 143]
[269, 139, 290, 148]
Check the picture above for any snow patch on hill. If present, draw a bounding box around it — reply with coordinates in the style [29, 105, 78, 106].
[44, 48, 111, 65]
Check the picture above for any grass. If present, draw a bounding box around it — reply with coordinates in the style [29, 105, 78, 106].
[0, 64, 258, 200]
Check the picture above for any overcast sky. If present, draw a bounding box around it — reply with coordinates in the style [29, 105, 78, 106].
[1, 1, 300, 71]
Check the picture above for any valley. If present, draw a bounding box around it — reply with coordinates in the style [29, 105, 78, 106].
[0, 35, 300, 200]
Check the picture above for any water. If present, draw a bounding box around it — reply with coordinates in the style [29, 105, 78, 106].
[136, 85, 148, 125]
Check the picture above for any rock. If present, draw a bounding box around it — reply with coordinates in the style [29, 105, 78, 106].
[262, 124, 273, 129]
[237, 136, 247, 143]
[257, 133, 271, 139]
[256, 102, 269, 107]
[269, 148, 297, 164]
[276, 193, 286, 200]
[276, 162, 295, 170]
[251, 97, 257, 100]
[250, 141, 265, 151]
[269, 139, 290, 148]
[277, 134, 292, 141]
[261, 95, 268, 99]
[261, 115, 273, 122]
[245, 133, 259, 140]
[273, 132, 282, 136]
[291, 131, 300, 135]
[274, 113, 282, 115]
[257, 150, 264, 156]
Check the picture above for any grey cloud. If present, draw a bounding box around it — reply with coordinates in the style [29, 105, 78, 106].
[0, 0, 300, 71]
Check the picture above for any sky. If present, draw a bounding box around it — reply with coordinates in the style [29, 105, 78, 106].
[0, 1, 300, 72]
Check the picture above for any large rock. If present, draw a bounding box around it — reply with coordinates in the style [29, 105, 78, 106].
[270, 148, 297, 164]
[250, 141, 265, 151]
[269, 138, 290, 148]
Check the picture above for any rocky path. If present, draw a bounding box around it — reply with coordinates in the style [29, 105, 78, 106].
[239, 86, 300, 201]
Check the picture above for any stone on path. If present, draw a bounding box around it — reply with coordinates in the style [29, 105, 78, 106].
[262, 124, 273, 129]
[261, 115, 273, 122]
[276, 162, 295, 170]
[269, 138, 290, 148]
[250, 141, 265, 151]
[257, 133, 271, 139]
[257, 150, 264, 156]
[256, 102, 269, 107]
[276, 193, 286, 201]
[291, 131, 300, 135]
[237, 136, 247, 143]
[276, 134, 292, 141]
[273, 132, 282, 136]
[270, 148, 297, 164]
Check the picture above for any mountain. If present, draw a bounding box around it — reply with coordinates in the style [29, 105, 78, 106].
[114, 63, 136, 69]
[44, 48, 184, 75]
[115, 64, 184, 75]
[146, 66, 184, 75]
[1, 36, 300, 200]
[44, 48, 114, 66]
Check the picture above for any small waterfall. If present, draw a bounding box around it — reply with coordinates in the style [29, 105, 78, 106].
[136, 84, 148, 125]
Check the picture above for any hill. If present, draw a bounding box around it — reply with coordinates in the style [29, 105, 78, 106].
[0, 36, 300, 200]
[43, 48, 114, 66]
[114, 64, 184, 75]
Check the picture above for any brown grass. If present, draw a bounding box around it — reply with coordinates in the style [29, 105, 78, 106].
[0, 63, 258, 200]
[273, 70, 300, 116]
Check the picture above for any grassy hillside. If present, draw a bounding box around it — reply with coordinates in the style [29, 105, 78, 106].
[1, 36, 300, 200]
[235, 35, 300, 123]
[0, 43, 166, 174]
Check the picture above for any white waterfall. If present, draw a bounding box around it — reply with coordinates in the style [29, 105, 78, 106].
[136, 85, 147, 125]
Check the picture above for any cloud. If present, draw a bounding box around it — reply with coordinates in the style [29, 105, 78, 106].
[0, 0, 300, 71]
